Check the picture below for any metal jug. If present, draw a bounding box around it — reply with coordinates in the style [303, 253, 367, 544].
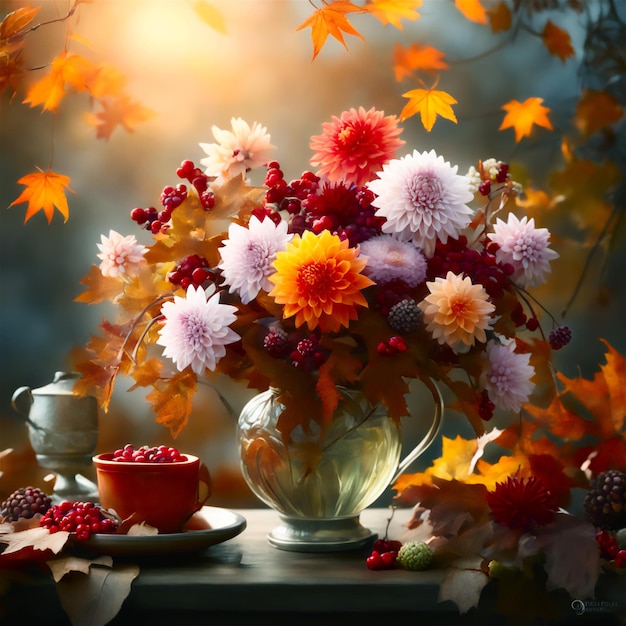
[12, 371, 99, 502]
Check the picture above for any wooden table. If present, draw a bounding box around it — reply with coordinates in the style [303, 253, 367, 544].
[3, 508, 625, 625]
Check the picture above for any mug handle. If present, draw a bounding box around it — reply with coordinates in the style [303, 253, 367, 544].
[390, 378, 444, 485]
[195, 462, 213, 512]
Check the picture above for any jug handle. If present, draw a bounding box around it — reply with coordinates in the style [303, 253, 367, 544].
[11, 386, 34, 419]
[390, 378, 444, 485]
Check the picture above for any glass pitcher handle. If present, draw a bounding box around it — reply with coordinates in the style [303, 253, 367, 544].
[390, 379, 444, 485]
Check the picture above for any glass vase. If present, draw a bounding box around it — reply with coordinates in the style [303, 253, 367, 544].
[237, 384, 442, 551]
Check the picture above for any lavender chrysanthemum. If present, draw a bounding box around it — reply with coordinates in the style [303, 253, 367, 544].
[488, 213, 558, 288]
[156, 285, 239, 375]
[97, 229, 147, 280]
[366, 149, 474, 258]
[480, 340, 535, 413]
[359, 234, 427, 286]
[219, 215, 293, 304]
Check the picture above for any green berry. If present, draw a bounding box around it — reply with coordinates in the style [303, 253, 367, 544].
[396, 541, 432, 571]
[616, 528, 626, 550]
[488, 560, 518, 580]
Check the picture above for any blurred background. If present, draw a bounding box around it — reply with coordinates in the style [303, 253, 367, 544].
[1, 0, 624, 507]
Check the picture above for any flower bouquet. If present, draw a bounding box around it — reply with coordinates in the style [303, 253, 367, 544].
[73, 106, 567, 446]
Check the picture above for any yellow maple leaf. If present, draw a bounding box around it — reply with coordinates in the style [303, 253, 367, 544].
[455, 0, 487, 24]
[499, 97, 553, 142]
[9, 168, 73, 223]
[367, 0, 423, 29]
[191, 0, 227, 34]
[296, 0, 365, 61]
[400, 87, 458, 130]
[542, 20, 574, 62]
[393, 42, 448, 81]
[23, 52, 95, 112]
[85, 95, 155, 140]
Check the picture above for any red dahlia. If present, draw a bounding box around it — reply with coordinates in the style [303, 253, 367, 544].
[486, 476, 557, 531]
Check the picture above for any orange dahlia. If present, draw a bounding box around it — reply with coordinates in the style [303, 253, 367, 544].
[268, 230, 374, 333]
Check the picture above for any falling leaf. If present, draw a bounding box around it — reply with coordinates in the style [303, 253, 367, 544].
[9, 168, 73, 223]
[85, 95, 155, 140]
[438, 556, 490, 613]
[454, 0, 488, 24]
[487, 1, 511, 32]
[86, 64, 127, 99]
[367, 0, 423, 29]
[574, 89, 624, 137]
[393, 42, 448, 81]
[23, 52, 95, 112]
[191, 0, 227, 34]
[499, 97, 553, 142]
[296, 0, 365, 61]
[400, 87, 458, 130]
[542, 20, 574, 62]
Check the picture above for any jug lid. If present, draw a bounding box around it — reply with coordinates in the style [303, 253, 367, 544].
[31, 371, 82, 396]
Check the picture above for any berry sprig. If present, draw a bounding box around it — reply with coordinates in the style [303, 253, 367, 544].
[377, 336, 407, 356]
[595, 529, 626, 568]
[167, 254, 213, 290]
[111, 444, 186, 463]
[366, 538, 403, 570]
[40, 501, 118, 541]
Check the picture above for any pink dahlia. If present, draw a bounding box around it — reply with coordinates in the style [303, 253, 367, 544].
[97, 229, 147, 280]
[359, 234, 427, 286]
[418, 271, 495, 351]
[367, 150, 474, 257]
[156, 285, 240, 375]
[488, 213, 558, 288]
[309, 107, 404, 187]
[199, 118, 275, 181]
[480, 340, 535, 413]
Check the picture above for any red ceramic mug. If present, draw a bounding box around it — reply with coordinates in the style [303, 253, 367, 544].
[93, 453, 211, 533]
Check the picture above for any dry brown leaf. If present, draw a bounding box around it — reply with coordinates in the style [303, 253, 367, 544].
[47, 554, 114, 582]
[0, 526, 70, 555]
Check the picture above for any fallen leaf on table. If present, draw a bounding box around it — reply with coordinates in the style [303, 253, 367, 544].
[438, 556, 490, 613]
[47, 554, 113, 582]
[0, 526, 69, 556]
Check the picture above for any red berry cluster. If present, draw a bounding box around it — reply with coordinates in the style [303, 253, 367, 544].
[427, 236, 514, 299]
[366, 538, 402, 570]
[377, 336, 407, 356]
[168, 254, 213, 290]
[596, 529, 626, 567]
[112, 444, 186, 463]
[263, 327, 328, 372]
[40, 501, 118, 541]
[549, 326, 572, 350]
[176, 160, 215, 210]
[263, 162, 384, 246]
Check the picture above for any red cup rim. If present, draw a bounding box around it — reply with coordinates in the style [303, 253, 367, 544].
[93, 452, 199, 467]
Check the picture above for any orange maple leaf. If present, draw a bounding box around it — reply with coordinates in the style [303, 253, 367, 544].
[86, 64, 127, 100]
[393, 43, 448, 81]
[400, 87, 458, 130]
[574, 89, 624, 138]
[499, 97, 553, 142]
[85, 95, 155, 140]
[367, 0, 423, 29]
[542, 20, 574, 62]
[23, 52, 95, 112]
[148, 370, 198, 438]
[296, 0, 365, 61]
[455, 0, 487, 24]
[9, 168, 73, 223]
[487, 1, 511, 33]
[74, 264, 126, 304]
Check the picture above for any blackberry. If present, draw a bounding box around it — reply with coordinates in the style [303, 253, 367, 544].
[387, 299, 422, 333]
[1, 486, 52, 522]
[583, 469, 626, 530]
[549, 326, 572, 350]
